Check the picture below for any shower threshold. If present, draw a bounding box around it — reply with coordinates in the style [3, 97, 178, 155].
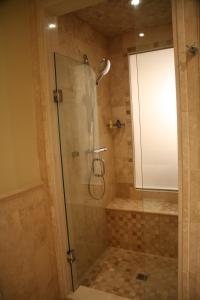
[68, 286, 130, 300]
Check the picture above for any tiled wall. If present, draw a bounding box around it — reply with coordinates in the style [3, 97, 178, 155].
[56, 16, 179, 281]
[106, 209, 178, 258]
[172, 1, 200, 298]
[57, 13, 115, 205]
[37, 1, 200, 299]
[0, 185, 59, 300]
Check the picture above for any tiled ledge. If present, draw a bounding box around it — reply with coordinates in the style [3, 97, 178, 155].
[68, 286, 130, 300]
[106, 198, 178, 216]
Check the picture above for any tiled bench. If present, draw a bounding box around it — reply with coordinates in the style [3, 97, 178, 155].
[106, 198, 178, 258]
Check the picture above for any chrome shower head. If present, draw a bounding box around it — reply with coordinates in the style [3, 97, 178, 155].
[96, 58, 111, 85]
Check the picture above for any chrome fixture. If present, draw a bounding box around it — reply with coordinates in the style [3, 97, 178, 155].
[96, 58, 111, 85]
[107, 119, 125, 129]
[88, 156, 106, 200]
[186, 44, 199, 56]
[93, 147, 108, 153]
[88, 147, 108, 154]
[92, 158, 105, 177]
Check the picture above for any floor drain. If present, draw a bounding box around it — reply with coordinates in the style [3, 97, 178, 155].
[136, 273, 149, 281]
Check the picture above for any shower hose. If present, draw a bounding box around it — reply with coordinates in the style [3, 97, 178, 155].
[88, 157, 106, 200]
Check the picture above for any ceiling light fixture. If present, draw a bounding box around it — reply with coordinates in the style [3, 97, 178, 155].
[139, 32, 144, 37]
[48, 23, 57, 29]
[131, 0, 140, 6]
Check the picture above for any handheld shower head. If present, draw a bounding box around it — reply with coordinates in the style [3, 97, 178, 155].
[96, 58, 111, 85]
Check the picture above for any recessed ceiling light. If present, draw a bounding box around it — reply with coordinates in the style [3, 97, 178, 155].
[131, 0, 140, 6]
[139, 32, 144, 37]
[48, 23, 57, 29]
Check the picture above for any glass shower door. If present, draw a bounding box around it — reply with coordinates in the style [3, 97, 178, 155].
[54, 53, 107, 290]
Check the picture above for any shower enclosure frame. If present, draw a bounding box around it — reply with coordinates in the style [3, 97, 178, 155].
[53, 51, 110, 290]
[35, 0, 200, 299]
[53, 52, 75, 291]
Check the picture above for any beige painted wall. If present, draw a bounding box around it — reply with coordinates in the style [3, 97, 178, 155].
[0, 1, 60, 299]
[0, 0, 41, 196]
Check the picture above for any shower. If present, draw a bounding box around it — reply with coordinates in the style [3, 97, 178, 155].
[96, 58, 111, 85]
[88, 57, 111, 200]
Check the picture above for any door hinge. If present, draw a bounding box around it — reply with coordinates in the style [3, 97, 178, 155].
[67, 249, 76, 264]
[53, 89, 63, 103]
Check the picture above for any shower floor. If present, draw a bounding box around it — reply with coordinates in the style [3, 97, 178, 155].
[81, 247, 178, 300]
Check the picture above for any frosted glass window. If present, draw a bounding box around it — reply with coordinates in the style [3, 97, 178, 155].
[129, 48, 178, 190]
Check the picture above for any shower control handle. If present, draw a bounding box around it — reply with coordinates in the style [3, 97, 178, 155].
[88, 147, 108, 154]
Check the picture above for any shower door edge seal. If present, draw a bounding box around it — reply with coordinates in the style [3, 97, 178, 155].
[53, 52, 76, 291]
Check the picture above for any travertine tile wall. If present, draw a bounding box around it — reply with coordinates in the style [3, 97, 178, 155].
[0, 185, 59, 300]
[172, 0, 200, 299]
[108, 24, 178, 201]
[57, 13, 115, 204]
[55, 14, 116, 282]
[56, 15, 179, 282]
[105, 24, 179, 268]
[29, 1, 200, 299]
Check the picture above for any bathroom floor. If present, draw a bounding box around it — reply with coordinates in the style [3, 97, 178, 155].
[81, 247, 178, 300]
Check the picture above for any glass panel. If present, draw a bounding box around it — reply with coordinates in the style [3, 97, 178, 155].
[54, 53, 107, 289]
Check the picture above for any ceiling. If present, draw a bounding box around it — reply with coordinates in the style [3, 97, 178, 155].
[73, 0, 172, 37]
[45, 0, 106, 16]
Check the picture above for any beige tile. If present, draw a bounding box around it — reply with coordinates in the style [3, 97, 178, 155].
[189, 112, 200, 170]
[189, 222, 200, 275]
[116, 183, 131, 198]
[190, 171, 200, 222]
[115, 158, 133, 184]
[0, 186, 59, 300]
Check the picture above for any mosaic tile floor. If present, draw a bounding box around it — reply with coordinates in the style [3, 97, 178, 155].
[81, 247, 178, 300]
